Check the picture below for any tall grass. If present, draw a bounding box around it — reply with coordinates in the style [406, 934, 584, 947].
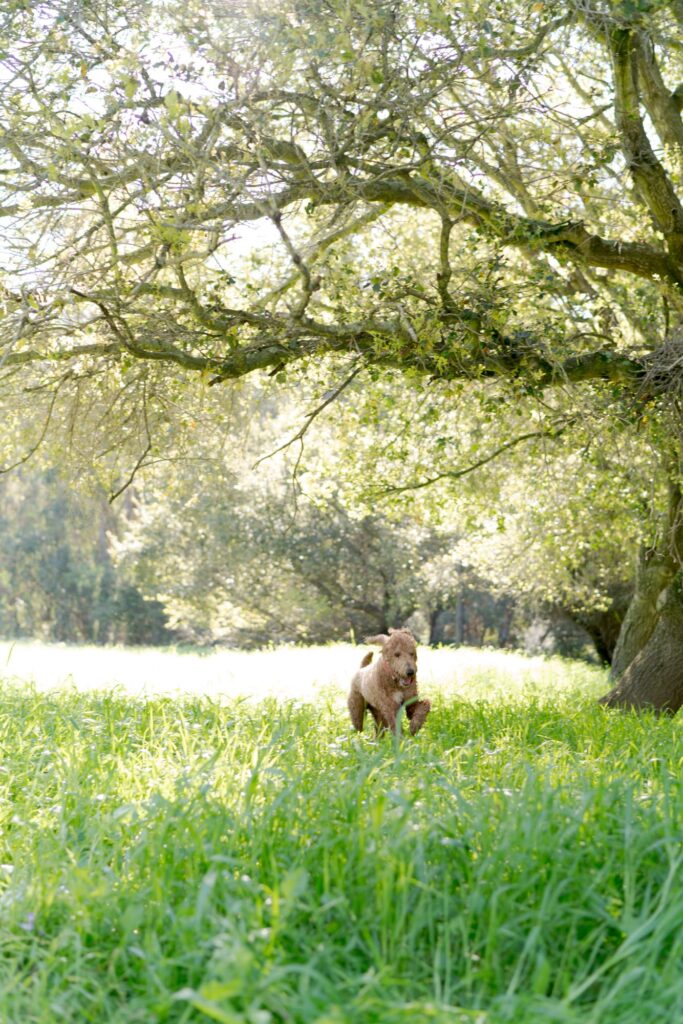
[0, 646, 679, 1022]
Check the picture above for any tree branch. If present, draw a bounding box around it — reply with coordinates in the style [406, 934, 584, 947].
[372, 418, 576, 497]
[634, 30, 683, 159]
[253, 361, 363, 468]
[610, 27, 683, 263]
[0, 373, 71, 474]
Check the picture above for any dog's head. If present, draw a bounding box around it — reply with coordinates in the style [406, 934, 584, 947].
[364, 628, 417, 687]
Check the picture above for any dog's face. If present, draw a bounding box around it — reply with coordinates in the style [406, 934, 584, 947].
[366, 628, 418, 686]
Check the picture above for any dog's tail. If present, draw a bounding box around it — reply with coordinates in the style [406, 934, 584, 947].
[360, 651, 373, 668]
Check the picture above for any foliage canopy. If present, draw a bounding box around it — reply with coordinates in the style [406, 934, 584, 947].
[2, 0, 683, 432]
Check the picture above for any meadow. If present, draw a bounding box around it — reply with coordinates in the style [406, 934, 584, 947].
[0, 643, 681, 1022]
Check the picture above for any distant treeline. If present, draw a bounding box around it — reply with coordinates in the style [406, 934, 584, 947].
[0, 470, 617, 661]
[0, 472, 173, 646]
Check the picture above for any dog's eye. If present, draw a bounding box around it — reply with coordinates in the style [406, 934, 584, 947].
[394, 652, 400, 657]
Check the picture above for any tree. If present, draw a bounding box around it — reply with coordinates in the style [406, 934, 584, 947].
[0, 470, 174, 644]
[2, 0, 683, 707]
[110, 456, 474, 648]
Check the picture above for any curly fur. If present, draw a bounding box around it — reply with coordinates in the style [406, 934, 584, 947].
[347, 628, 431, 736]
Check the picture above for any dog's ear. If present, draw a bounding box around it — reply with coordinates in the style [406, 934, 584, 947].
[364, 634, 389, 646]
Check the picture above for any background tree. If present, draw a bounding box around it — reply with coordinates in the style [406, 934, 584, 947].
[0, 470, 173, 644]
[110, 447, 522, 649]
[2, 0, 683, 706]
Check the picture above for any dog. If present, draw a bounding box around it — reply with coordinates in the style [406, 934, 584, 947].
[347, 628, 431, 736]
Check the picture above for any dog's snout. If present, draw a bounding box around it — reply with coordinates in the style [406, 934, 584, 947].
[406, 667, 415, 677]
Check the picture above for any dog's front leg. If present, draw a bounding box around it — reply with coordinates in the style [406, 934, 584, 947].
[406, 698, 431, 735]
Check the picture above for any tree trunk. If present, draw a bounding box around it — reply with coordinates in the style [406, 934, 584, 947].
[558, 597, 629, 665]
[600, 469, 683, 712]
[454, 593, 465, 645]
[599, 582, 683, 712]
[497, 601, 514, 648]
[610, 549, 675, 677]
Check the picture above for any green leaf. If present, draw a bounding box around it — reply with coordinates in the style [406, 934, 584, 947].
[173, 988, 242, 1024]
[200, 980, 244, 1000]
[164, 89, 180, 116]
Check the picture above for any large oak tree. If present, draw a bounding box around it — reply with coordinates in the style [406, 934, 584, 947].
[2, 0, 683, 707]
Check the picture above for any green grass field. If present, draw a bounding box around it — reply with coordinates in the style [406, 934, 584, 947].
[0, 644, 681, 1023]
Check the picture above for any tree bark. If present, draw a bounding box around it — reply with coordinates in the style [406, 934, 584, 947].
[610, 550, 675, 677]
[599, 582, 683, 712]
[599, 467, 683, 711]
[558, 596, 629, 665]
[454, 594, 465, 645]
